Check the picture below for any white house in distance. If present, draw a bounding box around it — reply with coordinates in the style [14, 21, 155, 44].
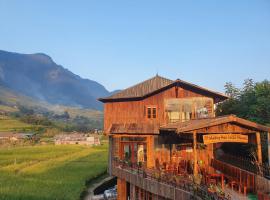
[54, 133, 100, 146]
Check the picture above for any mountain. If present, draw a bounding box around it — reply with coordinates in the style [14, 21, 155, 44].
[0, 84, 102, 119]
[0, 50, 110, 110]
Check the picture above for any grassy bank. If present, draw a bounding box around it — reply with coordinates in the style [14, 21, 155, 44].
[0, 144, 108, 200]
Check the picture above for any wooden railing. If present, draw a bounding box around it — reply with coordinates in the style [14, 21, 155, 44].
[211, 158, 256, 193]
[212, 158, 270, 195]
[217, 154, 270, 179]
[113, 158, 230, 200]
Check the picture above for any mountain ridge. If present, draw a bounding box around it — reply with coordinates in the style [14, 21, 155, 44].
[0, 50, 113, 110]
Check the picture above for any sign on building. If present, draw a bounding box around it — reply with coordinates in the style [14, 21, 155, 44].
[203, 134, 248, 144]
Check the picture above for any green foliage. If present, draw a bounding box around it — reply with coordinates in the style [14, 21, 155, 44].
[217, 79, 270, 163]
[216, 79, 270, 126]
[20, 115, 53, 126]
[18, 105, 34, 115]
[53, 110, 70, 120]
[0, 144, 108, 200]
[55, 116, 103, 133]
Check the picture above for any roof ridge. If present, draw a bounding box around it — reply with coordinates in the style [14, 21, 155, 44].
[102, 75, 174, 100]
[99, 75, 228, 103]
[176, 79, 229, 99]
[121, 74, 173, 92]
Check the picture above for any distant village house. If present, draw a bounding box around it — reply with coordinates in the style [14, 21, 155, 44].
[0, 132, 34, 142]
[54, 133, 100, 146]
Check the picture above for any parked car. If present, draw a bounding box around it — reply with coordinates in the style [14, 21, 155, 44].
[104, 186, 117, 200]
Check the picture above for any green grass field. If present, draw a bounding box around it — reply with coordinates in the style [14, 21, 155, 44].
[0, 144, 108, 200]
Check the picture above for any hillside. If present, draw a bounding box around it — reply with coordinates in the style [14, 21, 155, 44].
[0, 85, 103, 132]
[0, 50, 110, 110]
[0, 115, 37, 132]
[0, 85, 103, 120]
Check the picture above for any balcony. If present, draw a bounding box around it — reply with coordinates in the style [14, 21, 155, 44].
[112, 158, 231, 200]
[216, 153, 270, 179]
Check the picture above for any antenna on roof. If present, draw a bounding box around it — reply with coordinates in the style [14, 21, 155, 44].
[156, 67, 159, 77]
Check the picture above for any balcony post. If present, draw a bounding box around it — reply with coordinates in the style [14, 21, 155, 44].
[256, 132, 262, 164]
[117, 178, 126, 200]
[268, 132, 270, 166]
[147, 136, 154, 168]
[193, 130, 198, 176]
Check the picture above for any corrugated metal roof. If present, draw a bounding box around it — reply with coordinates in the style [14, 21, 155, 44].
[109, 123, 160, 134]
[99, 75, 228, 102]
[101, 75, 173, 101]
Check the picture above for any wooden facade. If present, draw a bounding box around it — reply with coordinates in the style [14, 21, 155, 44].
[100, 75, 270, 200]
[103, 88, 217, 134]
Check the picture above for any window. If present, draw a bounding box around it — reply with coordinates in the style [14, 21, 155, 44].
[152, 107, 157, 118]
[147, 107, 152, 118]
[146, 106, 157, 119]
[165, 97, 212, 122]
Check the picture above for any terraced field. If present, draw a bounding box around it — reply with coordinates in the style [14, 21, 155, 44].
[0, 116, 36, 132]
[0, 144, 108, 200]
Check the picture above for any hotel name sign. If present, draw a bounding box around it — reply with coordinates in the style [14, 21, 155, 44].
[203, 134, 248, 144]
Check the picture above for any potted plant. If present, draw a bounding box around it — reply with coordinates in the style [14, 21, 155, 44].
[208, 184, 215, 193]
[154, 171, 161, 180]
[193, 174, 202, 185]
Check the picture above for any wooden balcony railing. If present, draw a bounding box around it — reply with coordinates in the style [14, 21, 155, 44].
[217, 154, 270, 179]
[112, 158, 231, 200]
[212, 157, 270, 194]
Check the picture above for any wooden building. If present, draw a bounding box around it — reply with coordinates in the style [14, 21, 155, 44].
[99, 75, 270, 200]
[0, 132, 34, 141]
[54, 133, 100, 146]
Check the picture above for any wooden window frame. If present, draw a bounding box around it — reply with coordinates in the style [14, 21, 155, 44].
[145, 105, 157, 119]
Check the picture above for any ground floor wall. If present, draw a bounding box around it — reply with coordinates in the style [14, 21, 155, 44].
[117, 177, 190, 200]
[113, 167, 192, 200]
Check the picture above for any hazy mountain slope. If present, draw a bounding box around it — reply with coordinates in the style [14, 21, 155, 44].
[0, 84, 103, 121]
[0, 50, 110, 110]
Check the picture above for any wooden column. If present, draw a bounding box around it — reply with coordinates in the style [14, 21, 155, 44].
[221, 174, 224, 190]
[193, 130, 198, 176]
[147, 136, 155, 168]
[256, 132, 262, 164]
[108, 135, 113, 176]
[117, 178, 126, 200]
[268, 132, 270, 166]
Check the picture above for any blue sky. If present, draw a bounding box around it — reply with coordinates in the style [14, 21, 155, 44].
[0, 0, 270, 92]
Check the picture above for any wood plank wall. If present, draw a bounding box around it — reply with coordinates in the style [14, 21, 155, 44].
[104, 86, 214, 134]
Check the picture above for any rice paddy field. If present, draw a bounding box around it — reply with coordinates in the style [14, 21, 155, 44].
[0, 144, 108, 200]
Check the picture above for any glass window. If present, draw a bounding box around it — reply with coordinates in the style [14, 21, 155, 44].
[165, 97, 212, 122]
[147, 107, 152, 118]
[137, 144, 144, 162]
[146, 106, 157, 119]
[152, 107, 157, 118]
[124, 144, 131, 160]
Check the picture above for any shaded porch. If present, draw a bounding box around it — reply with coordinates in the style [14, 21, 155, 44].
[156, 115, 270, 198]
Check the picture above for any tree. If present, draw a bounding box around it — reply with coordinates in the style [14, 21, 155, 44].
[217, 79, 270, 125]
[224, 82, 240, 98]
[63, 111, 70, 119]
[217, 79, 270, 164]
[18, 105, 34, 115]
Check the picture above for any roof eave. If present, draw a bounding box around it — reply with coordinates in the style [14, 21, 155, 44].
[160, 115, 270, 133]
[99, 80, 228, 103]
